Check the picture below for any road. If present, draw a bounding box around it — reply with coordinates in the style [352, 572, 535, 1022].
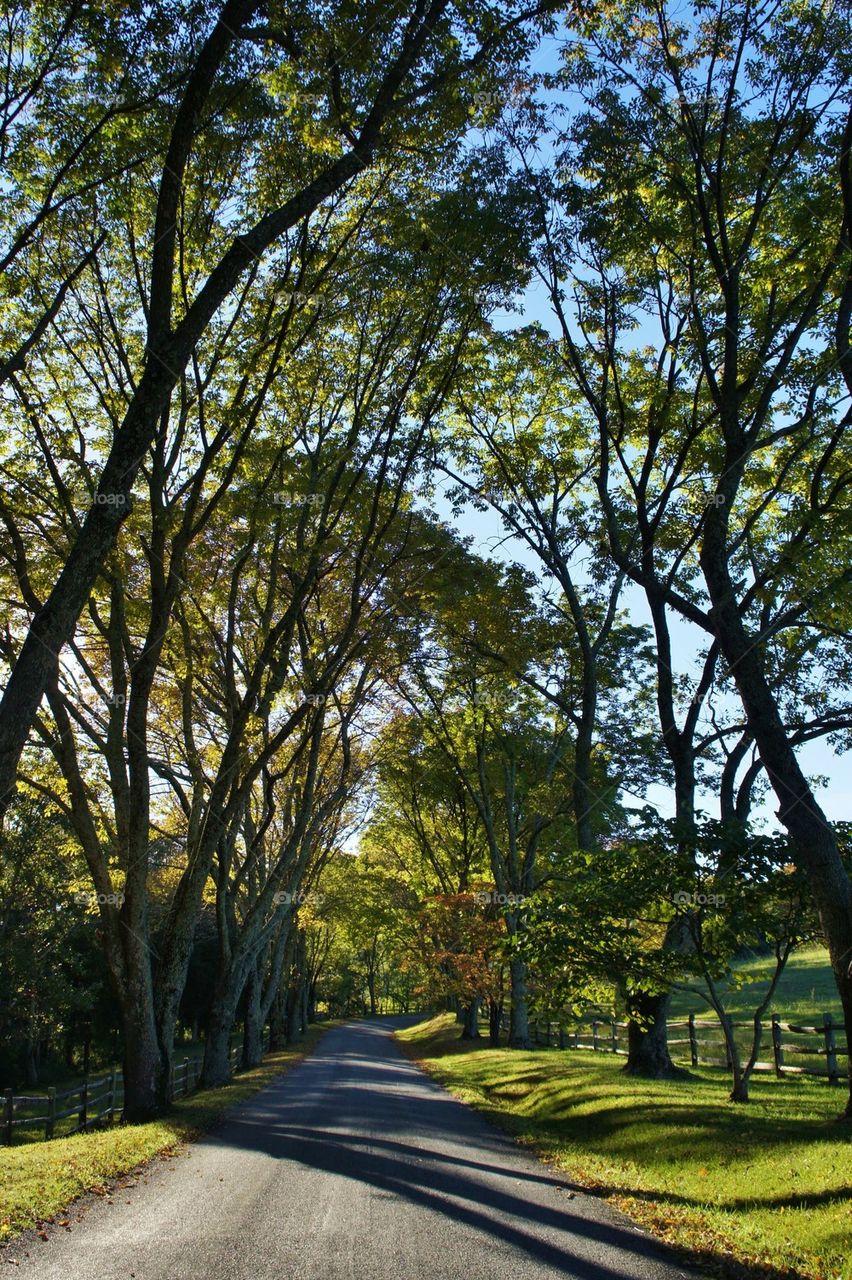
[5, 1018, 702, 1279]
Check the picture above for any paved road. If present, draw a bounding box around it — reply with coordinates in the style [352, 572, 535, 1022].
[5, 1019, 702, 1279]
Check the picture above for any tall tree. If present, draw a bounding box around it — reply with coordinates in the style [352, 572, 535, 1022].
[531, 0, 852, 1108]
[0, 0, 553, 817]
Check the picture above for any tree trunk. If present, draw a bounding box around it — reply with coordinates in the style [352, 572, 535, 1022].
[508, 956, 529, 1048]
[299, 965, 310, 1032]
[202, 1001, 237, 1088]
[624, 989, 681, 1077]
[489, 998, 504, 1047]
[109, 914, 170, 1119]
[701, 516, 852, 1116]
[284, 981, 301, 1042]
[460, 996, 481, 1039]
[121, 993, 165, 1120]
[269, 929, 297, 1049]
[269, 985, 288, 1050]
[25, 1038, 39, 1086]
[242, 962, 264, 1069]
[720, 1014, 747, 1103]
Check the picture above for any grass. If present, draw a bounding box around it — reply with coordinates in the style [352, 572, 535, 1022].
[668, 946, 843, 1024]
[0, 1023, 333, 1243]
[556, 947, 847, 1074]
[397, 1013, 852, 1280]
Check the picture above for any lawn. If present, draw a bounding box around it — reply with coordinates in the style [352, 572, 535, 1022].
[0, 1023, 332, 1242]
[668, 946, 844, 1024]
[397, 1013, 852, 1280]
[555, 946, 847, 1075]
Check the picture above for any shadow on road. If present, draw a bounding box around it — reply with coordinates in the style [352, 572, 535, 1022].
[201, 1018, 701, 1280]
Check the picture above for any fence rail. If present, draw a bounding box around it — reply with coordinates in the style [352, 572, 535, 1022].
[3, 1030, 270, 1146]
[481, 1011, 848, 1085]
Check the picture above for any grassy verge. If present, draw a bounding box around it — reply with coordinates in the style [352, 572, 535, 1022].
[397, 1014, 851, 1280]
[0, 1022, 334, 1242]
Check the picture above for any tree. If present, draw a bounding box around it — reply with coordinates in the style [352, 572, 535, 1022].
[0, 0, 554, 818]
[521, 0, 852, 1110]
[399, 583, 581, 1046]
[0, 794, 113, 1085]
[2, 199, 485, 1113]
[668, 823, 814, 1103]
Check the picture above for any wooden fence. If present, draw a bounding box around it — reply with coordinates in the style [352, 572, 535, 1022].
[3, 1031, 270, 1145]
[491, 1012, 848, 1085]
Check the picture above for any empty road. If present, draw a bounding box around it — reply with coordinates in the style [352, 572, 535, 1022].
[5, 1018, 702, 1279]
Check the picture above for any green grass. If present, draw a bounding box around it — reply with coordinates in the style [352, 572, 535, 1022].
[551, 946, 846, 1073]
[666, 946, 847, 1073]
[0, 1023, 333, 1242]
[668, 946, 843, 1024]
[397, 1013, 852, 1280]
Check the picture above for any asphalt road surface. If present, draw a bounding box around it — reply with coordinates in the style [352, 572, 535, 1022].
[5, 1018, 703, 1280]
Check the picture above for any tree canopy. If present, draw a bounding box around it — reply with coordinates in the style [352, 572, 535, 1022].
[0, 0, 849, 1118]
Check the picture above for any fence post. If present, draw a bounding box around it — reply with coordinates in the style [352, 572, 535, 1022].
[4, 1089, 12, 1145]
[592, 1020, 599, 1052]
[108, 1068, 117, 1122]
[771, 1014, 784, 1076]
[46, 1086, 56, 1139]
[182, 1058, 189, 1099]
[573, 1027, 579, 1049]
[610, 1020, 618, 1055]
[79, 1078, 88, 1132]
[823, 1013, 839, 1086]
[559, 1024, 566, 1050]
